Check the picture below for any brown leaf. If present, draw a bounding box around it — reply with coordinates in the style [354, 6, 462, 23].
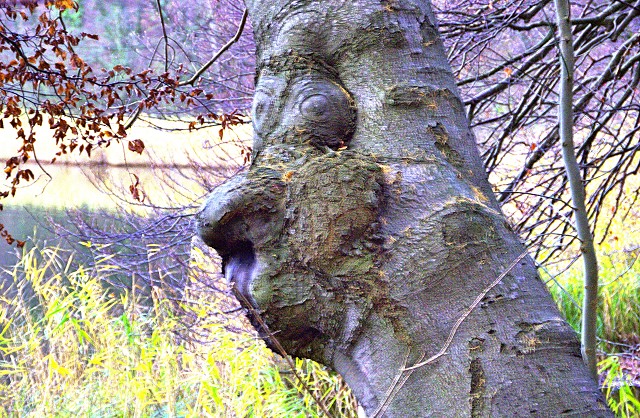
[129, 174, 145, 203]
[82, 32, 99, 40]
[127, 139, 145, 154]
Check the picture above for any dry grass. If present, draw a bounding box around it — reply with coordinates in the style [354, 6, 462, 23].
[0, 245, 358, 417]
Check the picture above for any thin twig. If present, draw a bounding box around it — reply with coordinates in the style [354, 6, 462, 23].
[122, 8, 248, 130]
[155, 0, 169, 72]
[369, 348, 410, 418]
[406, 250, 529, 370]
[123, 100, 145, 130]
[179, 9, 249, 87]
[233, 289, 334, 418]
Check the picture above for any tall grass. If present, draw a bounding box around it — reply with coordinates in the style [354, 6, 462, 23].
[0, 246, 357, 417]
[2, 241, 637, 417]
[545, 251, 640, 348]
[544, 243, 640, 417]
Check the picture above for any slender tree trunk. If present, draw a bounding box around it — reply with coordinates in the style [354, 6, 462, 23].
[554, 0, 600, 381]
[198, 1, 611, 416]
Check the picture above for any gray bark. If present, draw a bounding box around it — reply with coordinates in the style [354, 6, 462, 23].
[553, 0, 600, 381]
[197, 1, 611, 416]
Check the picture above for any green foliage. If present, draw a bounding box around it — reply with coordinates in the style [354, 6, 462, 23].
[600, 356, 640, 417]
[0, 246, 357, 417]
[544, 243, 640, 418]
[545, 251, 640, 348]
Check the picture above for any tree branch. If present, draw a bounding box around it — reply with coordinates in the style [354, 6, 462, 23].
[178, 8, 248, 87]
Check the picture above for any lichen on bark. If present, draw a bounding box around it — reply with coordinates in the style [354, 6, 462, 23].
[197, 0, 612, 416]
[198, 146, 390, 360]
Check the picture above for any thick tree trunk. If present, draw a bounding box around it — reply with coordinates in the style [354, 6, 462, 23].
[197, 1, 611, 416]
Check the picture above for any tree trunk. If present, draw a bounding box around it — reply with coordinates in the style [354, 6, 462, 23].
[197, 1, 611, 416]
[553, 0, 600, 381]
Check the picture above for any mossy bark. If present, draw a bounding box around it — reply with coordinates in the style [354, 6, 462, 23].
[197, 1, 611, 416]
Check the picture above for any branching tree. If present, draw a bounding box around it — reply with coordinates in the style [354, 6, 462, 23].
[434, 0, 640, 259]
[553, 0, 600, 381]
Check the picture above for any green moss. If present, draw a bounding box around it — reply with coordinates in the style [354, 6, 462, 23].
[441, 207, 499, 247]
[330, 254, 375, 278]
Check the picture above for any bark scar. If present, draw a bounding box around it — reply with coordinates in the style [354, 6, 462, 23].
[469, 338, 486, 417]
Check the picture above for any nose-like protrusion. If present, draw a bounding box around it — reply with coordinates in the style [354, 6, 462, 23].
[196, 173, 254, 257]
[197, 171, 286, 251]
[196, 170, 286, 303]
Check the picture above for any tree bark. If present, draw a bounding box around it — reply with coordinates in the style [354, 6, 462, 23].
[553, 0, 600, 381]
[197, 1, 611, 416]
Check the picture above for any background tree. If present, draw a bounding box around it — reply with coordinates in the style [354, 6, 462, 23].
[553, 0, 600, 380]
[433, 0, 640, 261]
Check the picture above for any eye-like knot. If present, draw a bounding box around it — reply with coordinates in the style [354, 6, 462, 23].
[290, 78, 356, 150]
[251, 74, 357, 151]
[300, 94, 330, 121]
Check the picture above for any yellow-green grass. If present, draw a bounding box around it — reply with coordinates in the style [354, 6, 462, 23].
[0, 246, 357, 417]
[1, 243, 638, 416]
[544, 250, 640, 415]
[541, 182, 639, 350]
[543, 219, 640, 417]
[549, 275, 639, 350]
[544, 248, 640, 349]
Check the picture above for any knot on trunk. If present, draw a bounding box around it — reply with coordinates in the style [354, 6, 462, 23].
[252, 72, 357, 151]
[197, 146, 385, 359]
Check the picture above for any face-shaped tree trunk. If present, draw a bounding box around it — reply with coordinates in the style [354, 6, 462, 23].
[197, 1, 612, 416]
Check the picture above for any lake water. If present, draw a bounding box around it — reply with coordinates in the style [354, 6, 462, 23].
[0, 162, 234, 306]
